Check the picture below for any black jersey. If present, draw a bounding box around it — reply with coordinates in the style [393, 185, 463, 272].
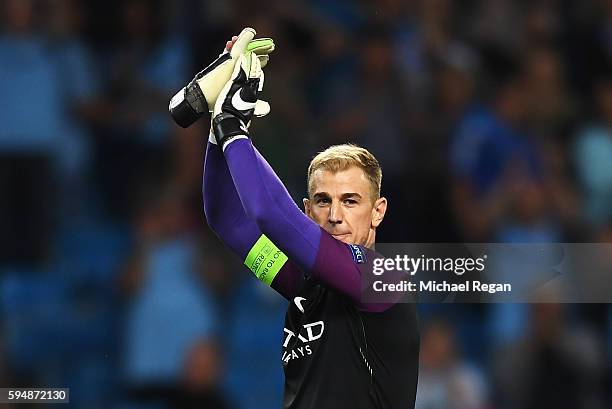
[281, 280, 419, 409]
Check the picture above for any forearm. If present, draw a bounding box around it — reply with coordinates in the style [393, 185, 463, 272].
[204, 139, 260, 258]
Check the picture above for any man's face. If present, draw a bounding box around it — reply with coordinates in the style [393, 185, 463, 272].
[304, 166, 387, 248]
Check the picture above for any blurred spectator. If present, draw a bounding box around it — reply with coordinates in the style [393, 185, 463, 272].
[494, 303, 606, 409]
[0, 0, 64, 150]
[120, 186, 228, 408]
[522, 45, 580, 236]
[416, 319, 488, 409]
[451, 56, 579, 243]
[469, 0, 524, 57]
[522, 46, 575, 141]
[392, 0, 470, 104]
[177, 340, 229, 409]
[494, 178, 562, 243]
[0, 0, 61, 264]
[45, 0, 104, 220]
[221, 277, 286, 409]
[450, 66, 541, 241]
[574, 76, 612, 227]
[95, 0, 188, 220]
[104, 0, 187, 141]
[523, 1, 563, 46]
[410, 51, 478, 241]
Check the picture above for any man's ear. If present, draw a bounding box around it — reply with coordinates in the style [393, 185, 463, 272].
[371, 197, 387, 228]
[303, 198, 312, 217]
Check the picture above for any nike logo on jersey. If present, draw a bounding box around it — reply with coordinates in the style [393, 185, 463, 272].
[293, 296, 306, 313]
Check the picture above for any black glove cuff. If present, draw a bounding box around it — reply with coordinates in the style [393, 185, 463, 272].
[212, 113, 250, 149]
[168, 81, 209, 128]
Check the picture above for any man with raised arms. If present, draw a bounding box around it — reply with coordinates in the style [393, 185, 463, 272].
[169, 28, 419, 409]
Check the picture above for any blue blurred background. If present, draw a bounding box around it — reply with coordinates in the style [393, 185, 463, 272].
[0, 0, 610, 408]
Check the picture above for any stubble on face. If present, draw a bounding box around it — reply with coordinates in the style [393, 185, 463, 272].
[305, 167, 377, 246]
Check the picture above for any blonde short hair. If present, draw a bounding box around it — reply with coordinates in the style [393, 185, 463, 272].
[307, 144, 382, 201]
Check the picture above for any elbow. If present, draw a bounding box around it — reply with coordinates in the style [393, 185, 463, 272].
[249, 208, 285, 242]
[244, 197, 302, 243]
[246, 206, 270, 232]
[252, 212, 267, 230]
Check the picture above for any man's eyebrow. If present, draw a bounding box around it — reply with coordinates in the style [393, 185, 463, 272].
[313, 192, 330, 199]
[312, 192, 363, 200]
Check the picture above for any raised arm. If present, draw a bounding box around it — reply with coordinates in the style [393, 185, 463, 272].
[208, 43, 391, 311]
[203, 135, 304, 299]
[170, 30, 303, 299]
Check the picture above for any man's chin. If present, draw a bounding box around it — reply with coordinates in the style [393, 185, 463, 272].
[331, 233, 352, 243]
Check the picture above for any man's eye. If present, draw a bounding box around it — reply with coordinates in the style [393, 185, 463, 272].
[344, 199, 357, 205]
[317, 198, 331, 205]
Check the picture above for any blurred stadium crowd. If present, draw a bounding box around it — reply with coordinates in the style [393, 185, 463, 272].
[0, 0, 611, 408]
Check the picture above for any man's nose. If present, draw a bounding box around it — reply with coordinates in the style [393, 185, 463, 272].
[328, 201, 343, 224]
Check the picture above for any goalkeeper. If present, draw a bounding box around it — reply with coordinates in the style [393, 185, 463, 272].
[170, 28, 419, 409]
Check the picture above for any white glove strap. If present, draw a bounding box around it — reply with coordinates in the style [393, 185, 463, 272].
[208, 131, 217, 145]
[221, 135, 249, 152]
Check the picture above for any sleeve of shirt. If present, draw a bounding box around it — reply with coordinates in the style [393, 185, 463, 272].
[203, 138, 304, 299]
[222, 138, 395, 312]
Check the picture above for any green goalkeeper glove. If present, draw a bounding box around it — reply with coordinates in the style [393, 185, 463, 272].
[169, 27, 274, 128]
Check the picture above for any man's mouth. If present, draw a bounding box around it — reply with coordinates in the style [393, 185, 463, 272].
[331, 232, 351, 240]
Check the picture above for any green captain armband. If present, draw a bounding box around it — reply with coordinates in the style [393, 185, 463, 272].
[244, 234, 288, 285]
